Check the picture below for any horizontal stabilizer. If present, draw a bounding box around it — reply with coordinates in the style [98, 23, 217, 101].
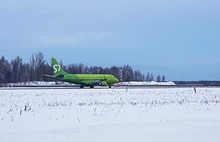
[43, 74, 56, 79]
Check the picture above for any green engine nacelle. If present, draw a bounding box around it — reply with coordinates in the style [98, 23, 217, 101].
[100, 81, 108, 86]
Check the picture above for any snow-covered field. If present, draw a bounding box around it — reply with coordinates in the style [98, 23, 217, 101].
[0, 87, 220, 142]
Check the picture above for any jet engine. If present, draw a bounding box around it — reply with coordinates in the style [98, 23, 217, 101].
[99, 81, 108, 86]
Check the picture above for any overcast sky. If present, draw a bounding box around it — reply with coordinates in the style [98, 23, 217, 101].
[0, 0, 220, 80]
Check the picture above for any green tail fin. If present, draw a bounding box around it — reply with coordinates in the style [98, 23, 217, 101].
[51, 58, 68, 77]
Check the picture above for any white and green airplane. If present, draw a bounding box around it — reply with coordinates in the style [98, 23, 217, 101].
[46, 58, 119, 88]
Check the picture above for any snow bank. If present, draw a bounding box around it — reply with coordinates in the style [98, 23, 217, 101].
[6, 81, 73, 86]
[121, 81, 176, 86]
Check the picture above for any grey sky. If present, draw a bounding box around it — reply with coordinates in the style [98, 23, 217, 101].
[0, 0, 220, 80]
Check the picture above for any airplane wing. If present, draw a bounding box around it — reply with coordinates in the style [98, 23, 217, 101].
[81, 79, 106, 86]
[93, 80, 105, 84]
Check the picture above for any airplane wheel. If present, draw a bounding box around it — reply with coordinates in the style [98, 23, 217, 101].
[109, 85, 111, 88]
[80, 85, 84, 88]
[90, 85, 94, 88]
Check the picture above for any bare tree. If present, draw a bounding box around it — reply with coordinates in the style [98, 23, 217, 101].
[162, 75, 166, 82]
[11, 56, 23, 82]
[150, 73, 154, 81]
[35, 52, 46, 81]
[146, 72, 150, 81]
[156, 75, 161, 82]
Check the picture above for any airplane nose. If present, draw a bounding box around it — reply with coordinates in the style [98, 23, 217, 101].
[115, 78, 119, 83]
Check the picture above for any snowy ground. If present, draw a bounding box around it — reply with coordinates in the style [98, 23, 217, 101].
[0, 87, 220, 142]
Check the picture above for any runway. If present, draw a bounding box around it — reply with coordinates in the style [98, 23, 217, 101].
[0, 85, 218, 90]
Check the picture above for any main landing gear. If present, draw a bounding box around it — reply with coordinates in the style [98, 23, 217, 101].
[79, 85, 111, 89]
[80, 85, 94, 88]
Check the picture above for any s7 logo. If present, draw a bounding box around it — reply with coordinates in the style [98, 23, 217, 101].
[53, 64, 61, 73]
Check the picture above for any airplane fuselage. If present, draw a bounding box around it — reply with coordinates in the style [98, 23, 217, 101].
[49, 58, 120, 88]
[56, 74, 119, 86]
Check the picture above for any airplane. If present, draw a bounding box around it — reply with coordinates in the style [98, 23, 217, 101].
[45, 58, 119, 88]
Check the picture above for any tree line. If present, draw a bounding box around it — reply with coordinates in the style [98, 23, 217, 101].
[0, 52, 166, 84]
